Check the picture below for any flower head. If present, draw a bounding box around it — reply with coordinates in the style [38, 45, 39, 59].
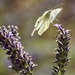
[0, 25, 37, 75]
[52, 24, 71, 75]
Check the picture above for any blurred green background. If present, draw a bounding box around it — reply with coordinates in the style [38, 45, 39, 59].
[0, 0, 75, 75]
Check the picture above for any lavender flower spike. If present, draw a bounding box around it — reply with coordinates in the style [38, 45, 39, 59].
[0, 25, 37, 75]
[52, 24, 71, 75]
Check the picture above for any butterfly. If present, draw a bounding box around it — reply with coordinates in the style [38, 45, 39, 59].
[31, 7, 63, 36]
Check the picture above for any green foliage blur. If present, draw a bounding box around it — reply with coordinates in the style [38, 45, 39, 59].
[0, 0, 75, 75]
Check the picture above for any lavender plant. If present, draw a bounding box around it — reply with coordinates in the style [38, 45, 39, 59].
[52, 24, 71, 75]
[0, 25, 37, 75]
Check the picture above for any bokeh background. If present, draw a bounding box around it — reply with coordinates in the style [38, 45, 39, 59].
[0, 0, 75, 75]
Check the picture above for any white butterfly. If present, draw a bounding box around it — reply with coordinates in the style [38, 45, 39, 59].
[31, 8, 63, 36]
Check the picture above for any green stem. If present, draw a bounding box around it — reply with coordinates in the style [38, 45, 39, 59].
[58, 71, 63, 75]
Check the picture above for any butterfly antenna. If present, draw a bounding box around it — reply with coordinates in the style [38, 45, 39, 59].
[51, 3, 63, 10]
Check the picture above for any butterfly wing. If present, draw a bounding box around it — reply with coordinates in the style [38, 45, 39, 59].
[38, 19, 50, 35]
[49, 8, 63, 23]
[35, 10, 51, 30]
[31, 16, 44, 36]
[31, 10, 51, 36]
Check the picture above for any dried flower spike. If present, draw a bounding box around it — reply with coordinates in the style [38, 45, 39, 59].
[0, 25, 37, 75]
[52, 24, 71, 75]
